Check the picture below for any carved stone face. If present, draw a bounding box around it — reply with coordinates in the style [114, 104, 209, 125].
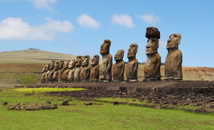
[128, 44, 138, 58]
[100, 39, 111, 54]
[63, 60, 69, 69]
[58, 60, 64, 69]
[81, 55, 90, 66]
[68, 59, 75, 69]
[54, 61, 59, 70]
[75, 56, 82, 67]
[167, 33, 181, 49]
[115, 49, 124, 61]
[146, 38, 159, 55]
[91, 55, 99, 65]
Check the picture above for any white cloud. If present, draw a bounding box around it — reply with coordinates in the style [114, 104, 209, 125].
[32, 0, 57, 10]
[77, 14, 100, 29]
[160, 41, 167, 48]
[139, 13, 160, 24]
[112, 14, 135, 28]
[0, 17, 75, 41]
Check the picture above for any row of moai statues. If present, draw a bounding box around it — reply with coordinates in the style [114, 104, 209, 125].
[41, 27, 183, 83]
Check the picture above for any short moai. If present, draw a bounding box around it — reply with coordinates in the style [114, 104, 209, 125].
[46, 60, 55, 83]
[40, 64, 49, 83]
[144, 27, 161, 81]
[113, 49, 125, 81]
[61, 60, 70, 82]
[52, 61, 59, 82]
[67, 59, 76, 82]
[99, 39, 112, 82]
[126, 44, 138, 82]
[90, 55, 99, 82]
[74, 56, 82, 82]
[57, 60, 64, 82]
[165, 33, 183, 80]
[80, 55, 91, 82]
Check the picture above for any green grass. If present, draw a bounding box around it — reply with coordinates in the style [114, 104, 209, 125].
[12, 87, 86, 94]
[0, 88, 214, 130]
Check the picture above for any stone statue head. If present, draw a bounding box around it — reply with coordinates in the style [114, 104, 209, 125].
[100, 39, 111, 54]
[167, 33, 181, 49]
[146, 38, 159, 55]
[75, 56, 82, 67]
[115, 49, 124, 61]
[58, 60, 64, 69]
[49, 60, 55, 70]
[81, 55, 90, 66]
[63, 60, 69, 69]
[54, 61, 59, 70]
[68, 59, 75, 69]
[128, 44, 138, 58]
[91, 55, 99, 66]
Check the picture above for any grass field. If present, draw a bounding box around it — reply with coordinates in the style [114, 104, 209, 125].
[0, 88, 214, 130]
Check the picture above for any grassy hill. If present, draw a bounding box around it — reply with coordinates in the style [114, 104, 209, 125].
[0, 49, 76, 63]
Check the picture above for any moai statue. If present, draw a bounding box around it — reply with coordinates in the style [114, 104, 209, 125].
[45, 60, 55, 83]
[41, 64, 49, 83]
[61, 60, 70, 82]
[52, 61, 59, 82]
[99, 39, 112, 82]
[126, 44, 138, 82]
[144, 27, 161, 81]
[80, 55, 91, 82]
[113, 50, 125, 81]
[67, 59, 76, 82]
[165, 33, 183, 80]
[74, 56, 82, 82]
[57, 60, 64, 82]
[90, 55, 99, 82]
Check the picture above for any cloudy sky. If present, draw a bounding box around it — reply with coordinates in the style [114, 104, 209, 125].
[0, 0, 214, 67]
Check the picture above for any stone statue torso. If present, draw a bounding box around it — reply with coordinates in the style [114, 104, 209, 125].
[144, 53, 161, 79]
[113, 61, 125, 81]
[90, 65, 99, 82]
[80, 66, 90, 82]
[165, 49, 182, 78]
[74, 67, 81, 82]
[99, 54, 112, 81]
[126, 59, 138, 80]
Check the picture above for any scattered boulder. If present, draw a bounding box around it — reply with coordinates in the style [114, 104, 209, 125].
[3, 102, 8, 106]
[61, 100, 71, 106]
[113, 101, 119, 106]
[84, 102, 93, 106]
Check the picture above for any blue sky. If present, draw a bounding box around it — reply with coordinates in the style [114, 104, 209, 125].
[0, 0, 214, 67]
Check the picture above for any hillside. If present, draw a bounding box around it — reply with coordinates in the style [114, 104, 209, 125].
[0, 49, 76, 63]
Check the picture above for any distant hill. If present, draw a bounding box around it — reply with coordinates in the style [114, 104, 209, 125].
[0, 49, 76, 63]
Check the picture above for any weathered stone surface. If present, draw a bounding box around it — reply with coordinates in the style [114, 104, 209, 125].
[99, 39, 112, 82]
[144, 27, 161, 81]
[126, 44, 138, 82]
[61, 60, 70, 82]
[80, 55, 91, 82]
[146, 27, 160, 39]
[40, 64, 49, 83]
[67, 59, 76, 82]
[113, 49, 125, 81]
[165, 33, 183, 80]
[74, 56, 82, 82]
[44, 60, 55, 83]
[90, 55, 99, 82]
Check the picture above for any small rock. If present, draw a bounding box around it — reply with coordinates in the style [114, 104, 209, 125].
[84, 102, 93, 106]
[113, 101, 119, 106]
[3, 102, 8, 106]
[46, 100, 51, 104]
[61, 100, 70, 106]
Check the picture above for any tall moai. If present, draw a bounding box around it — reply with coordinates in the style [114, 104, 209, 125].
[99, 39, 112, 82]
[126, 44, 138, 82]
[90, 55, 99, 82]
[113, 49, 125, 81]
[144, 27, 161, 81]
[165, 33, 183, 80]
[67, 59, 76, 82]
[74, 56, 82, 82]
[80, 55, 91, 82]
